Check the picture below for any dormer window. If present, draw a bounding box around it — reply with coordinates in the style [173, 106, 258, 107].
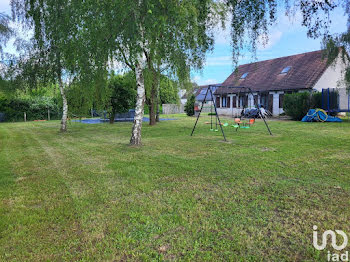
[280, 66, 291, 74]
[240, 72, 249, 79]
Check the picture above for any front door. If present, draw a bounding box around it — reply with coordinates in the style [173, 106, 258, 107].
[268, 94, 273, 113]
[260, 93, 273, 113]
[216, 96, 221, 108]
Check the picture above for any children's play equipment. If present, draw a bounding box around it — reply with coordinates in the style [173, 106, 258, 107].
[209, 103, 219, 131]
[232, 118, 255, 131]
[321, 88, 350, 114]
[191, 85, 272, 141]
[301, 108, 342, 122]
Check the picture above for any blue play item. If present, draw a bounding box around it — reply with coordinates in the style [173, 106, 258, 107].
[301, 109, 342, 122]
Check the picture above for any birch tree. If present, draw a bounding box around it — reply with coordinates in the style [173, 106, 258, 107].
[11, 0, 84, 132]
[79, 0, 217, 145]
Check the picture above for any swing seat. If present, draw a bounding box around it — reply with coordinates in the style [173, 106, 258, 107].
[247, 119, 255, 126]
[232, 124, 239, 128]
[234, 118, 243, 124]
[223, 123, 229, 127]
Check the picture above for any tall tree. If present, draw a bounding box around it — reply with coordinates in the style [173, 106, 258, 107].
[79, 0, 217, 145]
[11, 0, 93, 132]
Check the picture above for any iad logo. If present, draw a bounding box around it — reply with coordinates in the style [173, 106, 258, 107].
[313, 225, 348, 251]
[313, 225, 349, 261]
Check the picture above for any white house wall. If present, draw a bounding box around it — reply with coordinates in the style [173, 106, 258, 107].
[180, 99, 187, 105]
[215, 93, 284, 117]
[313, 53, 350, 112]
[269, 91, 284, 116]
[216, 107, 242, 117]
[313, 54, 348, 92]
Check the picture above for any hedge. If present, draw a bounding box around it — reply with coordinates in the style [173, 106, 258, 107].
[0, 95, 61, 122]
[283, 92, 322, 120]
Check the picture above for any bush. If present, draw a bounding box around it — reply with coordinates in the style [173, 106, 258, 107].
[283, 92, 321, 120]
[184, 94, 195, 116]
[0, 96, 61, 122]
[311, 92, 322, 109]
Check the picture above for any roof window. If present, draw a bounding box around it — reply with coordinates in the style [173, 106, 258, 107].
[280, 66, 291, 74]
[240, 72, 249, 79]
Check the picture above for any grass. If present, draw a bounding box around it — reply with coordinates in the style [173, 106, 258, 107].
[0, 114, 350, 261]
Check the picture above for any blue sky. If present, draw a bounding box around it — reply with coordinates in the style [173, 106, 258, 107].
[1, 0, 348, 86]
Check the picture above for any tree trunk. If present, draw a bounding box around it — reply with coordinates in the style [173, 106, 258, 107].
[109, 112, 115, 124]
[149, 63, 159, 125]
[130, 61, 146, 146]
[58, 77, 68, 132]
[156, 82, 160, 122]
[149, 82, 157, 126]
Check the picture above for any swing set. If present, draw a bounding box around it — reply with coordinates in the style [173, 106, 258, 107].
[190, 85, 273, 141]
[205, 102, 229, 132]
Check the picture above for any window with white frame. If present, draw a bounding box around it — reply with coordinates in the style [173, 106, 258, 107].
[222, 96, 227, 107]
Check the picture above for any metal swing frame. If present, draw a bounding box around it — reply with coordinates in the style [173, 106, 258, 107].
[235, 86, 272, 135]
[191, 85, 227, 141]
[190, 85, 273, 140]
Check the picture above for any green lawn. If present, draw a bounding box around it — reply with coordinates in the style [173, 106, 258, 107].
[0, 115, 349, 261]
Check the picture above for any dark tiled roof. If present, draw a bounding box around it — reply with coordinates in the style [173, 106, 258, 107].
[216, 50, 329, 94]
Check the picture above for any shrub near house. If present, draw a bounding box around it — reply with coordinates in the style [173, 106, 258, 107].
[283, 92, 321, 120]
[184, 94, 195, 116]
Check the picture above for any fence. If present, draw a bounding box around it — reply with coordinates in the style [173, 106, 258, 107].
[162, 104, 185, 114]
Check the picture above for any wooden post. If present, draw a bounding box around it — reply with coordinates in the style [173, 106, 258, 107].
[48, 109, 50, 121]
[24, 112, 26, 122]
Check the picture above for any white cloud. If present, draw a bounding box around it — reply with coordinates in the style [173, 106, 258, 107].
[257, 30, 283, 50]
[191, 75, 219, 86]
[192, 75, 201, 83]
[202, 79, 219, 85]
[205, 56, 232, 66]
[214, 18, 231, 45]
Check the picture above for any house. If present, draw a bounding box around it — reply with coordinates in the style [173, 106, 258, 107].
[194, 85, 221, 113]
[178, 89, 187, 105]
[213, 49, 349, 116]
[181, 84, 220, 105]
[179, 86, 202, 105]
[195, 85, 220, 104]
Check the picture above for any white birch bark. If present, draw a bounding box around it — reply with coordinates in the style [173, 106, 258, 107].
[129, 13, 147, 145]
[130, 58, 146, 145]
[58, 77, 68, 132]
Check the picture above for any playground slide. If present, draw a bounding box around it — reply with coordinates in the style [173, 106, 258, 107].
[301, 109, 342, 122]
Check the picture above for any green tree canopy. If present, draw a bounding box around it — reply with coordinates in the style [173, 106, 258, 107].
[106, 72, 136, 124]
[76, 0, 218, 145]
